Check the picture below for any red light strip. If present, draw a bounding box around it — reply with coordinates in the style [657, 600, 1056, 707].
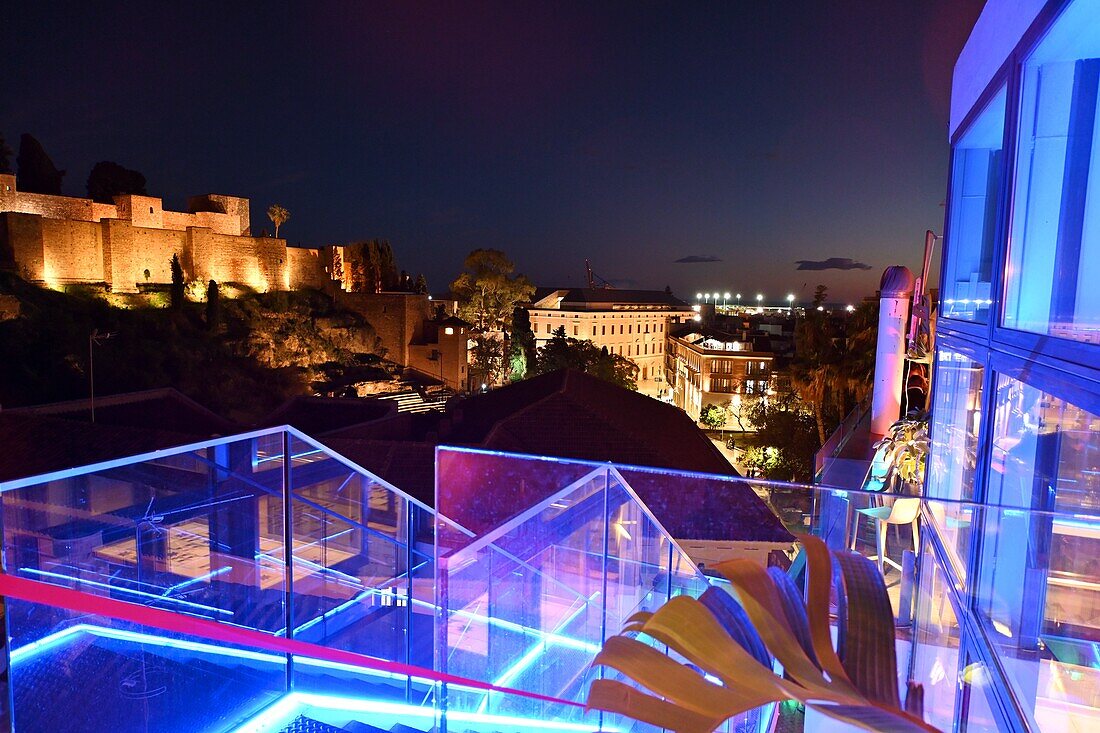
[0, 573, 585, 709]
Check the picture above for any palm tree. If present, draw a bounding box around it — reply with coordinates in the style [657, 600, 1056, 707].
[267, 204, 289, 238]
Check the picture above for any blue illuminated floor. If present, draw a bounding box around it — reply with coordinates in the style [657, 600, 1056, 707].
[11, 628, 284, 732]
[9, 625, 605, 733]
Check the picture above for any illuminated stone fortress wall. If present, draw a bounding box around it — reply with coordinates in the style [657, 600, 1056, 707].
[0, 173, 329, 293]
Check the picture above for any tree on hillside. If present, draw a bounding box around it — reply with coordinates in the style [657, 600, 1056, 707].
[86, 161, 147, 203]
[16, 134, 64, 194]
[450, 249, 535, 332]
[0, 133, 12, 174]
[170, 254, 185, 310]
[267, 204, 289, 238]
[508, 307, 536, 381]
[343, 240, 399, 293]
[471, 333, 507, 387]
[205, 280, 221, 329]
[534, 326, 637, 390]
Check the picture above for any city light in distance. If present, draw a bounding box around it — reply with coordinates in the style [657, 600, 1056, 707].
[756, 294, 763, 302]
[846, 304, 855, 312]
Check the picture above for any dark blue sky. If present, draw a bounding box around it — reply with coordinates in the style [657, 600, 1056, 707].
[3, 1, 983, 302]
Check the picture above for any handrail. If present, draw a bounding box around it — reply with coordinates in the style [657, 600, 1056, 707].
[814, 397, 871, 476]
[0, 572, 584, 709]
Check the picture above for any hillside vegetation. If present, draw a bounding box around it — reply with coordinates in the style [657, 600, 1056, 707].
[0, 274, 390, 422]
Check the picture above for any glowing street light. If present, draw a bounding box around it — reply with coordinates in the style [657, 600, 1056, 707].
[756, 293, 763, 303]
[696, 292, 703, 301]
[846, 304, 855, 313]
[723, 291, 731, 307]
[786, 293, 795, 312]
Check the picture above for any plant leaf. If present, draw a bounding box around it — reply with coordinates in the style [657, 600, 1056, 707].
[594, 636, 781, 717]
[587, 679, 724, 733]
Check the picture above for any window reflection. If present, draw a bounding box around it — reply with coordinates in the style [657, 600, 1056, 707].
[1004, 0, 1100, 343]
[975, 372, 1100, 731]
[943, 86, 1006, 323]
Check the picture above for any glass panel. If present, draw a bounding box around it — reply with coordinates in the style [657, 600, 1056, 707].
[985, 374, 1100, 513]
[943, 84, 1007, 323]
[1004, 0, 1100, 343]
[911, 535, 962, 732]
[974, 503, 1100, 731]
[959, 656, 1003, 732]
[1, 433, 288, 631]
[433, 449, 716, 725]
[926, 347, 984, 579]
[6, 599, 286, 732]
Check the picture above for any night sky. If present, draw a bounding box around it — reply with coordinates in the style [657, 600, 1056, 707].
[3, 1, 984, 303]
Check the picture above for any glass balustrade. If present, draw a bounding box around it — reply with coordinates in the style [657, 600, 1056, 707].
[0, 432, 1098, 731]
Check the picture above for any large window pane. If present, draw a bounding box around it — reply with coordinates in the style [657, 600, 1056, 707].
[943, 85, 1006, 323]
[975, 373, 1100, 731]
[925, 347, 984, 579]
[1004, 0, 1100, 343]
[985, 374, 1100, 513]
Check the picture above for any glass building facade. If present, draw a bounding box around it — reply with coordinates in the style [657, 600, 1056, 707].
[924, 0, 1100, 729]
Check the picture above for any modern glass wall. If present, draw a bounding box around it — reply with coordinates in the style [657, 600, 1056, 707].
[1003, 0, 1100, 344]
[943, 84, 1007, 324]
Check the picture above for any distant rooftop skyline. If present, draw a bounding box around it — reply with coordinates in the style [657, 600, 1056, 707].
[2, 1, 983, 302]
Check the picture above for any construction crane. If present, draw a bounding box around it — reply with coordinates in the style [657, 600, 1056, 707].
[585, 259, 615, 289]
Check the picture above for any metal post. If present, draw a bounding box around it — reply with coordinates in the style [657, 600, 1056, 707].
[88, 333, 95, 424]
[405, 501, 414, 703]
[0, 494, 14, 732]
[281, 431, 295, 690]
[597, 468, 612, 731]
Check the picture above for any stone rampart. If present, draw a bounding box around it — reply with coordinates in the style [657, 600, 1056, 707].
[0, 174, 334, 293]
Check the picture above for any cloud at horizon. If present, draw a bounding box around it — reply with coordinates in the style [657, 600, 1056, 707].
[674, 255, 722, 263]
[795, 257, 873, 271]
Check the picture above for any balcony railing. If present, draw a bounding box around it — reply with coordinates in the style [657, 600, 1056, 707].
[0, 430, 1096, 732]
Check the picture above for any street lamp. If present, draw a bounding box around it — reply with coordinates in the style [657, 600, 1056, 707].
[786, 293, 795, 310]
[846, 304, 855, 313]
[88, 329, 117, 423]
[755, 293, 763, 312]
[696, 293, 703, 301]
[735, 293, 741, 306]
[723, 292, 730, 308]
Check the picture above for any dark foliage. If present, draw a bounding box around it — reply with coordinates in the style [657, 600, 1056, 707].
[0, 133, 12, 174]
[205, 280, 221, 330]
[744, 390, 820, 482]
[16, 134, 64, 194]
[343, 240, 399, 293]
[533, 325, 637, 390]
[169, 254, 185, 310]
[0, 273, 391, 422]
[86, 161, 147, 203]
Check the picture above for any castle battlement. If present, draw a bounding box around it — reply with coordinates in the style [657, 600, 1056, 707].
[0, 174, 330, 293]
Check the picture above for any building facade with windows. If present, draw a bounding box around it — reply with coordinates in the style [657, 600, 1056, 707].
[527, 288, 695, 397]
[665, 325, 774, 424]
[915, 1, 1100, 729]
